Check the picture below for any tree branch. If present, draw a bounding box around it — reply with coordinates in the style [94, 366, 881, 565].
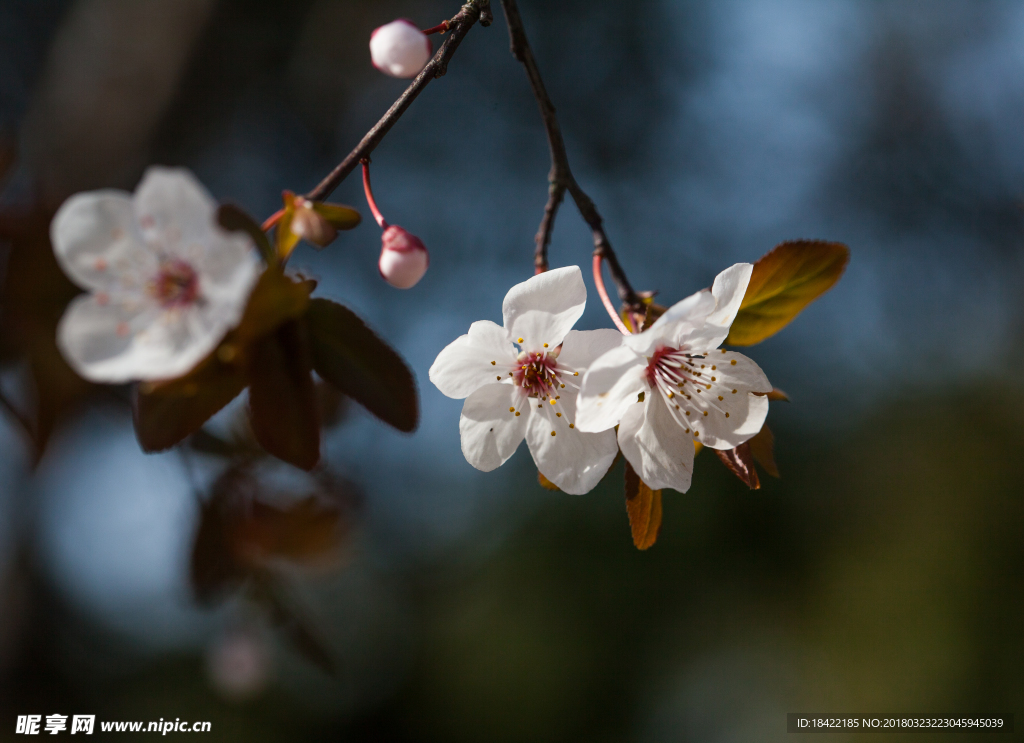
[305, 1, 489, 203]
[499, 0, 642, 310]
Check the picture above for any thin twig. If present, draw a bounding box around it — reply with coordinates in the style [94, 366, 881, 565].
[305, 1, 488, 203]
[499, 0, 642, 312]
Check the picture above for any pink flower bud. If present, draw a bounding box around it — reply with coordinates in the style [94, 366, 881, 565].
[379, 225, 428, 289]
[370, 20, 432, 79]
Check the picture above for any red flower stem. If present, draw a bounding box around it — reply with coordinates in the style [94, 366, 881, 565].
[593, 254, 631, 335]
[422, 21, 450, 35]
[361, 160, 388, 229]
[261, 208, 285, 232]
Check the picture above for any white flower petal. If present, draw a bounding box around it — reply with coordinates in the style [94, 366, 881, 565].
[459, 383, 528, 472]
[525, 391, 617, 495]
[706, 262, 752, 329]
[677, 262, 753, 352]
[557, 327, 624, 370]
[575, 344, 647, 432]
[57, 292, 242, 383]
[430, 320, 516, 399]
[678, 350, 771, 450]
[627, 288, 716, 356]
[57, 294, 157, 383]
[502, 265, 586, 351]
[617, 393, 694, 493]
[133, 167, 219, 257]
[51, 191, 156, 292]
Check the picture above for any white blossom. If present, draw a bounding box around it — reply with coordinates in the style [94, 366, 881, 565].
[429, 266, 621, 495]
[370, 20, 431, 79]
[52, 167, 260, 383]
[576, 264, 772, 493]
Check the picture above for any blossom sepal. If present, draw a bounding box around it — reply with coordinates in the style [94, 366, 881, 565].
[275, 191, 361, 260]
[715, 423, 779, 489]
[625, 462, 662, 550]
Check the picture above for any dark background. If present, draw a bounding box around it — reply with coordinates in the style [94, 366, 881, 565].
[1, 0, 1022, 740]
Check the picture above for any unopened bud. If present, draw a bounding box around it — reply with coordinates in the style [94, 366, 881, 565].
[289, 199, 337, 248]
[370, 20, 431, 79]
[379, 225, 428, 289]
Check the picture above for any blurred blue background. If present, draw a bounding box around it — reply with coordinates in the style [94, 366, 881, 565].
[1, 0, 1023, 740]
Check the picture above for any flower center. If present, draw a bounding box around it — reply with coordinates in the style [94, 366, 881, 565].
[150, 259, 199, 308]
[513, 351, 561, 398]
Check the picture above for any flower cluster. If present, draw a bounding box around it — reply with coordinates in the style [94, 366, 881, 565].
[430, 263, 772, 495]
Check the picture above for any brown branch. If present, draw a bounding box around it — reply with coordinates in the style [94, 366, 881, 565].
[305, 1, 489, 203]
[499, 0, 642, 310]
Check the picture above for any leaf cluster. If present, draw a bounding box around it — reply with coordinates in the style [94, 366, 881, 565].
[134, 206, 417, 471]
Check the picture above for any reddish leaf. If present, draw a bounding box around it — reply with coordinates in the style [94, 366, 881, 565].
[726, 240, 849, 346]
[624, 461, 663, 550]
[716, 443, 761, 490]
[766, 388, 790, 402]
[248, 320, 320, 470]
[306, 298, 418, 433]
[134, 354, 246, 451]
[748, 425, 780, 478]
[233, 268, 312, 345]
[190, 466, 254, 604]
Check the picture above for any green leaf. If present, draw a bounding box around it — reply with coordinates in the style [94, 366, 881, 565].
[133, 354, 247, 452]
[247, 320, 321, 470]
[725, 240, 849, 346]
[306, 298, 419, 433]
[217, 203, 275, 265]
[624, 461, 662, 550]
[311, 202, 361, 231]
